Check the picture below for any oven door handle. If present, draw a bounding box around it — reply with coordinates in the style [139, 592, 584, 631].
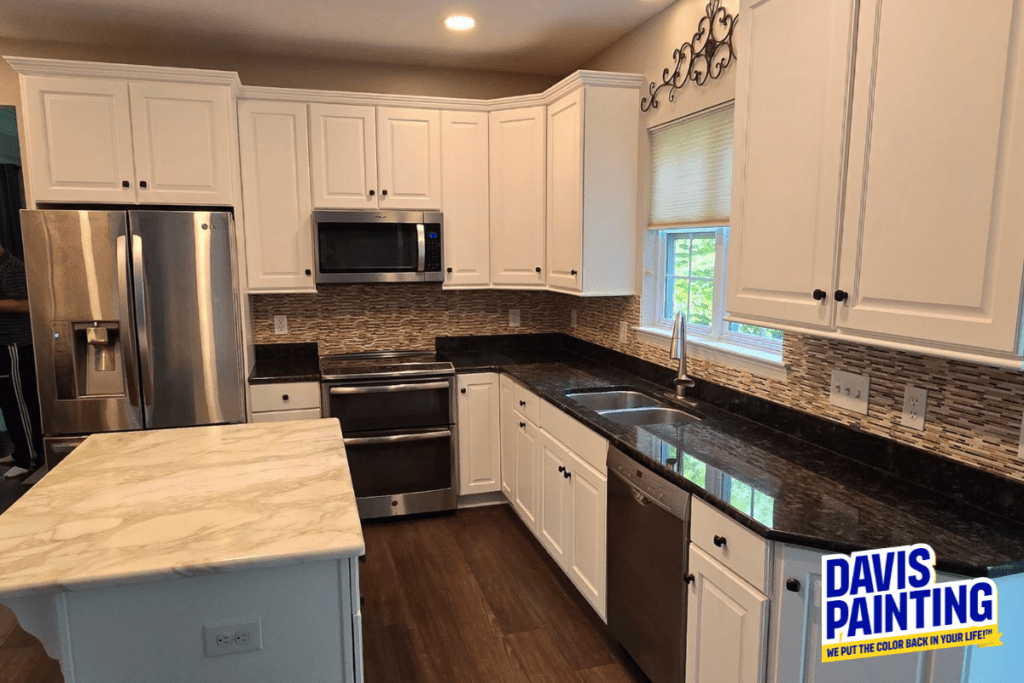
[329, 381, 450, 395]
[344, 429, 452, 446]
[417, 223, 426, 272]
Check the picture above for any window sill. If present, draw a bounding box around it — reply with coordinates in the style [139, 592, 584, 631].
[633, 326, 789, 381]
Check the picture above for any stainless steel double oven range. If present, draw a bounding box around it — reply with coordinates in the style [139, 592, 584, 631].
[320, 352, 457, 519]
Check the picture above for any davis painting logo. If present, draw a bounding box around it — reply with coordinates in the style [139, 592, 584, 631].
[822, 544, 1002, 662]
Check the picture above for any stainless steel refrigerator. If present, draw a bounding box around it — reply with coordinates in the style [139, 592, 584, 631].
[20, 210, 245, 468]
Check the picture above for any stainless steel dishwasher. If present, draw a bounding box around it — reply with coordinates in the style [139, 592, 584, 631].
[607, 446, 691, 683]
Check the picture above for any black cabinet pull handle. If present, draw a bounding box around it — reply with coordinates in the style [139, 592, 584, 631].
[282, 394, 289, 401]
[369, 190, 375, 197]
[519, 400, 526, 407]
[535, 267, 541, 273]
[786, 578, 801, 592]
[460, 388, 466, 394]
[564, 470, 571, 479]
[140, 181, 147, 189]
[519, 422, 525, 428]
[447, 267, 453, 273]
[812, 289, 827, 301]
[122, 180, 130, 188]
[834, 289, 849, 303]
[713, 535, 727, 548]
[382, 189, 388, 197]
[684, 573, 695, 585]
[571, 269, 578, 276]
[305, 269, 312, 276]
[557, 465, 565, 473]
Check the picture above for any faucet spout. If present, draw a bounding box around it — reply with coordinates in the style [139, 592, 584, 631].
[669, 312, 695, 398]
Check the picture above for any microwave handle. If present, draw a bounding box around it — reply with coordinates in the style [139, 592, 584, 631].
[417, 223, 425, 272]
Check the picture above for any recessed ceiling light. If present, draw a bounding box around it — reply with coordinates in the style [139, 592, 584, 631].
[445, 15, 476, 31]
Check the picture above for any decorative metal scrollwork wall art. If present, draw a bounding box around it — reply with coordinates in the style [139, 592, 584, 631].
[641, 0, 738, 112]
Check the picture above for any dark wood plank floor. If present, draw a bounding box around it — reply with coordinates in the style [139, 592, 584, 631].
[0, 503, 648, 683]
[362, 504, 650, 683]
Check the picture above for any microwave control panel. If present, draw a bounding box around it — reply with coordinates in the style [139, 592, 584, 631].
[425, 230, 442, 272]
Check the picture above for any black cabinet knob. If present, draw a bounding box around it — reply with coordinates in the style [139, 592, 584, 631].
[535, 267, 541, 273]
[519, 421, 525, 428]
[140, 181, 148, 189]
[571, 269, 578, 276]
[369, 190, 375, 197]
[382, 189, 388, 197]
[684, 573, 695, 585]
[447, 267, 453, 273]
[786, 578, 801, 592]
[812, 289, 827, 301]
[305, 269, 312, 276]
[834, 289, 849, 303]
[460, 388, 466, 394]
[519, 400, 526, 407]
[713, 535, 727, 548]
[122, 180, 130, 188]
[282, 394, 289, 401]
[557, 465, 565, 473]
[563, 470, 571, 479]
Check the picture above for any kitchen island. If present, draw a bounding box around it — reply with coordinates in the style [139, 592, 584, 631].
[0, 419, 364, 683]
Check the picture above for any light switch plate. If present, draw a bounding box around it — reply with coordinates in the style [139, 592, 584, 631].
[203, 618, 262, 657]
[508, 309, 520, 328]
[901, 386, 927, 431]
[829, 370, 870, 415]
[273, 315, 288, 335]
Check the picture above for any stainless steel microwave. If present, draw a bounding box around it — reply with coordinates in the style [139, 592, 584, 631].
[313, 211, 444, 283]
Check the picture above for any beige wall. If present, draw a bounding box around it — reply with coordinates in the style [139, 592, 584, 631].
[0, 37, 559, 107]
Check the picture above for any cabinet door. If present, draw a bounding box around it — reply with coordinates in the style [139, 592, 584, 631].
[687, 544, 769, 683]
[457, 373, 501, 496]
[538, 430, 572, 569]
[514, 418, 541, 531]
[128, 81, 234, 205]
[489, 107, 546, 287]
[22, 76, 137, 203]
[376, 107, 442, 210]
[546, 89, 584, 292]
[499, 376, 516, 501]
[238, 101, 315, 292]
[309, 104, 378, 209]
[567, 450, 607, 619]
[727, 0, 857, 328]
[441, 110, 490, 287]
[836, 0, 1024, 354]
[768, 544, 967, 683]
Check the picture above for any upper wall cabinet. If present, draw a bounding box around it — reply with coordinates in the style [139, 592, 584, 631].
[309, 104, 441, 211]
[238, 100, 315, 293]
[546, 86, 638, 296]
[21, 76, 235, 205]
[728, 0, 1024, 363]
[441, 110, 491, 288]
[490, 106, 547, 287]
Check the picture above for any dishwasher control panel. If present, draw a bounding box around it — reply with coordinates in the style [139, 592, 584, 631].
[608, 447, 690, 517]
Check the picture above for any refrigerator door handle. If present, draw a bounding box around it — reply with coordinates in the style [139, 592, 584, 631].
[132, 233, 156, 418]
[117, 235, 142, 409]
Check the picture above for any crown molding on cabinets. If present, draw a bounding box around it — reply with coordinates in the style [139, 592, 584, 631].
[3, 56, 242, 93]
[236, 70, 645, 110]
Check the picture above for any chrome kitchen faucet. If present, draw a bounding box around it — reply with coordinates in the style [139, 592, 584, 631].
[669, 311, 696, 399]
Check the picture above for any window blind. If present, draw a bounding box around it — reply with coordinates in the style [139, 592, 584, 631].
[649, 104, 734, 229]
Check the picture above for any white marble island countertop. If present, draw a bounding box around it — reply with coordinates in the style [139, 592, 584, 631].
[0, 419, 364, 599]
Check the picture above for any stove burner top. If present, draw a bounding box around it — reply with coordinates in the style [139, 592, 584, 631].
[320, 350, 455, 380]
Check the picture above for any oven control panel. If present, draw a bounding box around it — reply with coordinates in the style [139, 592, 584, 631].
[608, 447, 690, 517]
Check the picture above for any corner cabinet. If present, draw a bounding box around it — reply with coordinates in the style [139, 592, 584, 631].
[238, 100, 316, 293]
[20, 75, 235, 205]
[728, 0, 1024, 364]
[457, 373, 502, 496]
[490, 107, 547, 287]
[441, 110, 491, 288]
[546, 86, 639, 296]
[309, 104, 441, 211]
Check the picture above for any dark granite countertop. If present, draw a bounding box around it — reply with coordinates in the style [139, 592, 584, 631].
[439, 346, 1024, 578]
[249, 343, 321, 385]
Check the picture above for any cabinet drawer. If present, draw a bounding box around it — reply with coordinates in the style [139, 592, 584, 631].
[539, 400, 607, 472]
[690, 497, 770, 592]
[513, 382, 540, 424]
[251, 382, 321, 412]
[251, 408, 322, 423]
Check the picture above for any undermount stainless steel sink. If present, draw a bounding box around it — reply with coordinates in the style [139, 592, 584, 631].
[565, 390, 662, 411]
[597, 406, 701, 427]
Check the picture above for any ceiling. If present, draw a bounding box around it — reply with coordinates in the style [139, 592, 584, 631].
[0, 0, 674, 76]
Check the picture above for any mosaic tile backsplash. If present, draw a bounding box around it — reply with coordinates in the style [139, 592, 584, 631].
[253, 287, 1024, 483]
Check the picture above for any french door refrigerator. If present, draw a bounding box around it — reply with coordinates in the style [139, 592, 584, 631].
[20, 210, 245, 468]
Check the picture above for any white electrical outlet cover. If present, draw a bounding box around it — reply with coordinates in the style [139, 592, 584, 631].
[509, 309, 521, 328]
[571, 308, 578, 328]
[203, 619, 262, 657]
[901, 386, 928, 431]
[619, 321, 628, 343]
[273, 315, 288, 335]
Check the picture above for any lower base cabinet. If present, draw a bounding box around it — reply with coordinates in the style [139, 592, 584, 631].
[457, 373, 501, 496]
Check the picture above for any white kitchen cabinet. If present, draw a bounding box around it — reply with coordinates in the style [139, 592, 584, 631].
[376, 107, 441, 210]
[728, 0, 1024, 362]
[249, 381, 322, 423]
[538, 429, 572, 568]
[21, 76, 234, 205]
[128, 81, 234, 205]
[21, 76, 137, 204]
[238, 100, 315, 292]
[489, 107, 546, 287]
[441, 110, 490, 287]
[546, 86, 638, 296]
[514, 412, 540, 531]
[309, 104, 378, 210]
[457, 373, 501, 496]
[687, 543, 769, 683]
[499, 375, 516, 501]
[767, 544, 968, 683]
[566, 449, 607, 618]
